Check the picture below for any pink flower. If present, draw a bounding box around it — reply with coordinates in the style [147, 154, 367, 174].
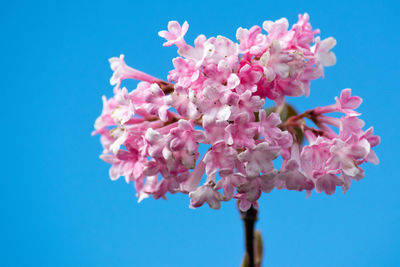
[100, 146, 144, 183]
[203, 120, 232, 145]
[258, 110, 293, 155]
[94, 15, 379, 209]
[142, 83, 170, 122]
[335, 88, 363, 116]
[93, 95, 119, 134]
[110, 87, 134, 125]
[313, 37, 337, 67]
[278, 159, 314, 191]
[189, 183, 224, 209]
[168, 57, 200, 88]
[236, 63, 264, 93]
[236, 25, 267, 56]
[314, 88, 362, 116]
[201, 101, 231, 127]
[230, 90, 264, 120]
[109, 127, 129, 154]
[109, 55, 161, 88]
[203, 141, 237, 180]
[314, 171, 343, 195]
[238, 142, 280, 177]
[181, 160, 206, 193]
[215, 173, 247, 199]
[158, 21, 189, 48]
[236, 171, 277, 211]
[205, 36, 239, 69]
[339, 116, 365, 139]
[260, 40, 293, 79]
[164, 86, 200, 120]
[152, 177, 182, 199]
[328, 136, 370, 177]
[263, 18, 290, 42]
[301, 136, 334, 179]
[225, 112, 258, 148]
[290, 13, 320, 50]
[177, 34, 211, 67]
[360, 127, 380, 165]
[144, 128, 167, 159]
[164, 120, 204, 169]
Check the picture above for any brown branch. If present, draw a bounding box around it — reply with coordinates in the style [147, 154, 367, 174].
[157, 81, 175, 94]
[240, 205, 258, 267]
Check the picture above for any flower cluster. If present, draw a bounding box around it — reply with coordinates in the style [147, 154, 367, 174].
[93, 14, 380, 211]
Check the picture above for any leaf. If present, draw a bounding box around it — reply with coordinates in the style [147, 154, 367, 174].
[255, 230, 264, 267]
[240, 253, 249, 267]
[240, 231, 264, 267]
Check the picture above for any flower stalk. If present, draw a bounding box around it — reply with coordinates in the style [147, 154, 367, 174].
[240, 204, 258, 267]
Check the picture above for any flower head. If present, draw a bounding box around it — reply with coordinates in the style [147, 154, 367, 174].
[94, 15, 379, 211]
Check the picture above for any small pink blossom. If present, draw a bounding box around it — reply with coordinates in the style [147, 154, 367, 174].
[263, 18, 290, 42]
[291, 13, 320, 50]
[230, 90, 264, 120]
[236, 25, 267, 56]
[328, 136, 370, 177]
[314, 171, 343, 195]
[93, 95, 119, 134]
[165, 87, 200, 120]
[278, 159, 314, 191]
[236, 63, 264, 93]
[260, 40, 292, 79]
[238, 142, 280, 177]
[168, 57, 200, 88]
[109, 54, 161, 88]
[203, 120, 232, 145]
[335, 88, 363, 116]
[236, 171, 277, 211]
[313, 37, 337, 67]
[225, 112, 258, 148]
[189, 183, 224, 209]
[158, 21, 189, 48]
[100, 146, 144, 183]
[177, 34, 211, 67]
[164, 120, 204, 169]
[314, 88, 362, 116]
[215, 173, 247, 199]
[203, 141, 237, 180]
[258, 110, 293, 157]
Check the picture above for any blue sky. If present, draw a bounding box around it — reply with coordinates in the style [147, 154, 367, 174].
[1, 0, 399, 266]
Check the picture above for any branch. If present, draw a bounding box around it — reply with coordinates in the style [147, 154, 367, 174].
[240, 205, 258, 267]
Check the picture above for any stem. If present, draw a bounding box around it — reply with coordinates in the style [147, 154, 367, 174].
[157, 81, 175, 94]
[240, 205, 258, 267]
[282, 108, 318, 128]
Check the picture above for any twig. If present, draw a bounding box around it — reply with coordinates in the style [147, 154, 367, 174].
[240, 205, 258, 267]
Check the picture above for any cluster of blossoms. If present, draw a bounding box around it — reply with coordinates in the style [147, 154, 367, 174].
[93, 14, 380, 211]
